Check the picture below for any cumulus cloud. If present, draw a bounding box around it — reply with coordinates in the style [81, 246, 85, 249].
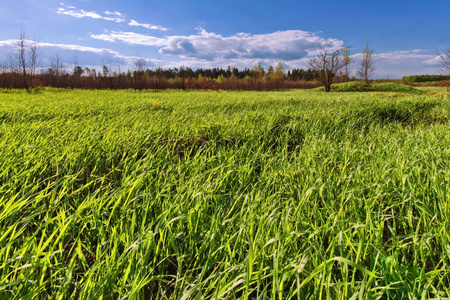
[57, 4, 126, 23]
[0, 39, 157, 69]
[91, 28, 344, 62]
[129, 19, 168, 31]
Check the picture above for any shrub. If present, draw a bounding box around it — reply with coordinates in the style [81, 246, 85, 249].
[313, 81, 424, 93]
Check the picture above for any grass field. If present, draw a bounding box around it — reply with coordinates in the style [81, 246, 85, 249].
[1, 88, 450, 299]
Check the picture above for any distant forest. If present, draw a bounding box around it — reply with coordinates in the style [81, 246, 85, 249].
[0, 61, 335, 90]
[2, 62, 449, 91]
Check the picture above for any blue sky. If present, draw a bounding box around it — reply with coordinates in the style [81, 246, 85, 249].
[0, 0, 448, 78]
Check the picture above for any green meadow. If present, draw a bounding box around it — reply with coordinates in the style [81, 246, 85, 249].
[1, 88, 450, 299]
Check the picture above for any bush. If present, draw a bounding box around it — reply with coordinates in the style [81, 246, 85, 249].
[402, 74, 449, 83]
[313, 81, 424, 93]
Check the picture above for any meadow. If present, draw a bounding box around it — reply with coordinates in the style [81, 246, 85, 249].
[0, 87, 450, 299]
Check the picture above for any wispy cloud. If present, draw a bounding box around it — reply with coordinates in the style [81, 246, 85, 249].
[91, 28, 344, 62]
[57, 4, 126, 23]
[374, 50, 436, 64]
[91, 31, 167, 46]
[348, 50, 439, 77]
[56, 4, 167, 32]
[129, 19, 167, 31]
[104, 10, 126, 17]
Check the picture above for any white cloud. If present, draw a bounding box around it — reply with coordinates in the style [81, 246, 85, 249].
[57, 4, 126, 23]
[349, 50, 440, 78]
[0, 33, 442, 78]
[56, 4, 168, 32]
[0, 39, 157, 69]
[423, 55, 441, 66]
[104, 10, 126, 17]
[91, 28, 344, 62]
[374, 50, 436, 65]
[163, 49, 441, 78]
[129, 19, 168, 31]
[91, 31, 167, 46]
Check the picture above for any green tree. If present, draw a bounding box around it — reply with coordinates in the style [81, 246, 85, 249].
[341, 46, 354, 83]
[251, 62, 265, 90]
[267, 65, 274, 80]
[274, 62, 285, 89]
[73, 65, 84, 77]
[274, 62, 285, 79]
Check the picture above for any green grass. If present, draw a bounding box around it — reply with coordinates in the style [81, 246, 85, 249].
[313, 81, 425, 93]
[1, 88, 450, 299]
[415, 86, 450, 93]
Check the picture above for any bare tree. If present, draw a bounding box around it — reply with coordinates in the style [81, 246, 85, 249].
[437, 47, 450, 76]
[17, 28, 28, 89]
[28, 32, 40, 87]
[133, 57, 146, 91]
[309, 46, 346, 92]
[5, 52, 17, 73]
[357, 41, 375, 83]
[72, 53, 81, 88]
[49, 53, 63, 77]
[437, 47, 450, 89]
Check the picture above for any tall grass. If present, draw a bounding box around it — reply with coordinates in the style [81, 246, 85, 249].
[1, 88, 450, 299]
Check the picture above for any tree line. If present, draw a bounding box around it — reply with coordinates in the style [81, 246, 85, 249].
[402, 74, 450, 84]
[0, 62, 339, 91]
[3, 29, 449, 92]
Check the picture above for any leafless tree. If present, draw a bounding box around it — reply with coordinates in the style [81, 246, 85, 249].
[309, 46, 346, 92]
[133, 57, 146, 91]
[17, 28, 29, 89]
[72, 53, 81, 87]
[437, 47, 450, 89]
[5, 52, 17, 73]
[357, 41, 375, 83]
[28, 32, 40, 87]
[15, 29, 41, 88]
[50, 53, 63, 76]
[437, 47, 450, 75]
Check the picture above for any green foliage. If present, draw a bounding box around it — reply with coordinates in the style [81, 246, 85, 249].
[314, 81, 424, 93]
[1, 89, 450, 299]
[402, 74, 449, 83]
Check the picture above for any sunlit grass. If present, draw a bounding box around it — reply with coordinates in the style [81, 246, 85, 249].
[1, 88, 450, 299]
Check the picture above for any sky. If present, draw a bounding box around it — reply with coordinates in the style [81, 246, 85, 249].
[0, 0, 449, 78]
